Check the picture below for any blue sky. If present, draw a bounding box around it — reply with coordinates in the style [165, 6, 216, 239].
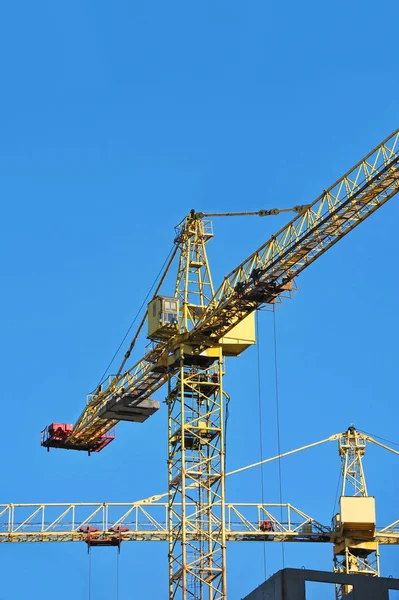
[0, 1, 398, 598]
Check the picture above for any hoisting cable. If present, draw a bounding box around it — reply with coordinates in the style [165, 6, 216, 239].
[94, 244, 178, 390]
[273, 308, 285, 568]
[256, 310, 267, 580]
[116, 550, 120, 600]
[88, 549, 92, 600]
[224, 391, 230, 471]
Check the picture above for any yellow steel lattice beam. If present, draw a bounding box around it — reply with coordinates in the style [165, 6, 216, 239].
[1, 501, 398, 545]
[193, 129, 399, 340]
[62, 129, 399, 449]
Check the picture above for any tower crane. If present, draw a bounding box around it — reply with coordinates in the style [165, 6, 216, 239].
[2, 427, 399, 600]
[11, 128, 399, 599]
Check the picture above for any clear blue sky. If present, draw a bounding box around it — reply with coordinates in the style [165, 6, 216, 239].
[0, 1, 398, 599]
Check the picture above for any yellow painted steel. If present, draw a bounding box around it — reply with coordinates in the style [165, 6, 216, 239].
[4, 428, 399, 600]
[0, 500, 397, 545]
[193, 129, 399, 342]
[168, 347, 226, 599]
[338, 497, 376, 534]
[41, 130, 399, 598]
[219, 312, 256, 356]
[67, 128, 399, 447]
[333, 428, 379, 599]
[0, 502, 323, 543]
[174, 215, 215, 333]
[148, 296, 180, 340]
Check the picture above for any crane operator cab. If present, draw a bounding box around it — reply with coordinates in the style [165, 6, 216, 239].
[148, 296, 179, 340]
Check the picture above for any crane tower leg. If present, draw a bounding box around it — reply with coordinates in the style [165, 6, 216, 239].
[168, 346, 227, 600]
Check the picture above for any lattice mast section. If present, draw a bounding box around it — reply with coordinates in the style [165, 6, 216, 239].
[169, 213, 226, 599]
[174, 211, 215, 332]
[168, 349, 226, 600]
[334, 428, 379, 599]
[340, 427, 368, 497]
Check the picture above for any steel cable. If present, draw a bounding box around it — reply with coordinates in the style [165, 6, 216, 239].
[273, 308, 285, 568]
[332, 469, 342, 521]
[95, 244, 176, 389]
[88, 550, 92, 600]
[256, 311, 267, 580]
[116, 550, 119, 600]
[359, 429, 399, 448]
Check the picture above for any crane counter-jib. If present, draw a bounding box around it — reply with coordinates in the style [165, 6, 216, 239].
[40, 128, 399, 452]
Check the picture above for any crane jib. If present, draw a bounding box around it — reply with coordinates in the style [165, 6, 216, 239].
[41, 129, 399, 451]
[194, 150, 399, 340]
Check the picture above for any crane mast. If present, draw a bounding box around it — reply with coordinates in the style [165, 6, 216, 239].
[174, 214, 215, 331]
[168, 216, 226, 598]
[39, 129, 399, 599]
[333, 428, 378, 599]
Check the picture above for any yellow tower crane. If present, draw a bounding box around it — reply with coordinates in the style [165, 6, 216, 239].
[2, 426, 399, 600]
[17, 128, 399, 599]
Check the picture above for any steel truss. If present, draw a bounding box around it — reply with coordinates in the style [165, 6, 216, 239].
[0, 501, 335, 544]
[34, 129, 399, 598]
[168, 349, 226, 599]
[0, 501, 397, 545]
[334, 428, 379, 599]
[61, 130, 399, 449]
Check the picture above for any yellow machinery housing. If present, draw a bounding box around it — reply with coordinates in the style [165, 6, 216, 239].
[335, 496, 376, 537]
[219, 313, 256, 356]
